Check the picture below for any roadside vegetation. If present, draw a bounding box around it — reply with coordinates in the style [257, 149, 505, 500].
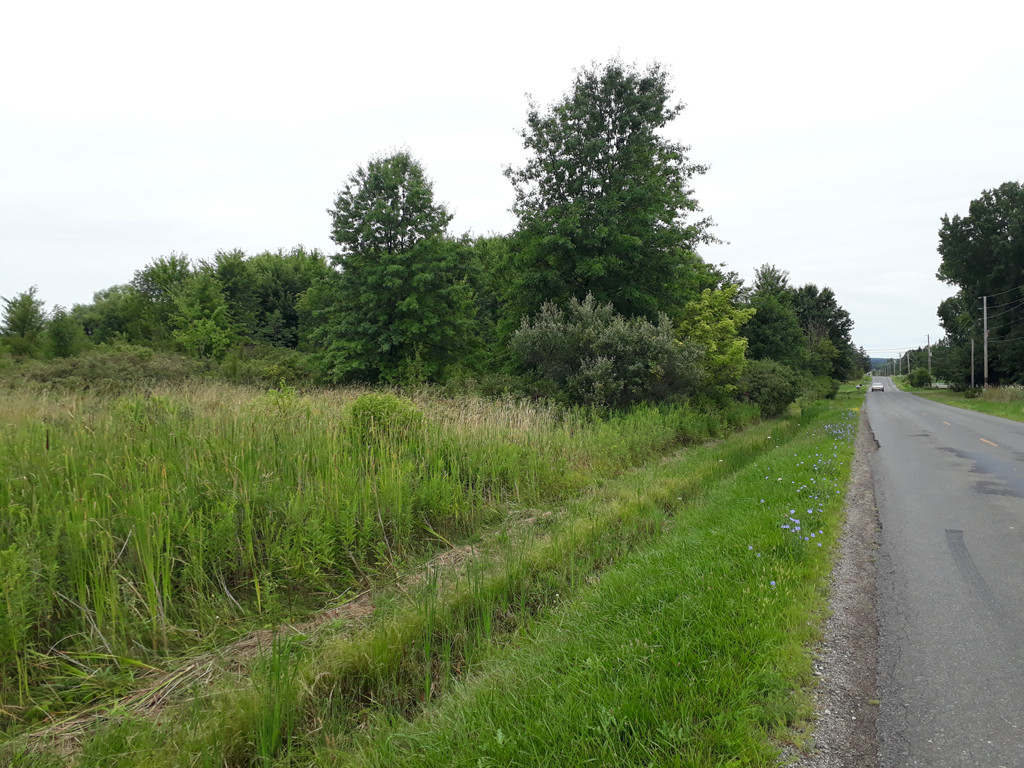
[894, 380, 1024, 422]
[0, 383, 762, 722]
[4, 392, 860, 767]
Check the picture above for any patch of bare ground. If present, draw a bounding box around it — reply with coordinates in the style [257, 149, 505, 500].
[782, 406, 880, 767]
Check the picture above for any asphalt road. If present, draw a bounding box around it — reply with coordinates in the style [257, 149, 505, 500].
[867, 377, 1024, 767]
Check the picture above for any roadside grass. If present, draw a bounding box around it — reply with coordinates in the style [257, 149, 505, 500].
[899, 385, 1024, 423]
[6, 399, 838, 767]
[292, 399, 860, 768]
[0, 383, 757, 732]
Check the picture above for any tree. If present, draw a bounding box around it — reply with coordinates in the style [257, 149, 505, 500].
[738, 359, 801, 417]
[130, 253, 194, 346]
[676, 285, 754, 403]
[314, 237, 478, 383]
[791, 284, 855, 379]
[317, 154, 475, 383]
[203, 246, 333, 348]
[1, 286, 46, 357]
[937, 181, 1024, 384]
[328, 151, 452, 258]
[505, 59, 716, 322]
[170, 272, 234, 359]
[72, 284, 150, 345]
[46, 305, 85, 358]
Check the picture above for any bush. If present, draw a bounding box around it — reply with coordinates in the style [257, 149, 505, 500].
[801, 375, 840, 401]
[349, 392, 424, 445]
[738, 359, 801, 417]
[220, 345, 317, 387]
[0, 343, 206, 392]
[509, 294, 703, 408]
[907, 368, 932, 388]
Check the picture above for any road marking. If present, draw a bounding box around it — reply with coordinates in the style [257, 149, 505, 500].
[980, 438, 999, 447]
[942, 421, 951, 426]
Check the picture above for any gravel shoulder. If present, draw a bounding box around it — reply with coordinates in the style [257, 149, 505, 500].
[785, 405, 881, 767]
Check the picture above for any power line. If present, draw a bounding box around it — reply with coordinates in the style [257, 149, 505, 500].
[981, 284, 1024, 299]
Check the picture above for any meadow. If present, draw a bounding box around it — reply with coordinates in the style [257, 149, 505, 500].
[0, 382, 756, 730]
[2, 381, 861, 767]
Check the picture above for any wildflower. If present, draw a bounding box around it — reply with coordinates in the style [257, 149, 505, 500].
[770, 580, 776, 587]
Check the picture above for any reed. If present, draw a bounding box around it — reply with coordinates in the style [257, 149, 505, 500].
[0, 383, 754, 725]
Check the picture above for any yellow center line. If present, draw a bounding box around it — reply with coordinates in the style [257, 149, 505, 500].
[942, 421, 951, 426]
[980, 438, 999, 447]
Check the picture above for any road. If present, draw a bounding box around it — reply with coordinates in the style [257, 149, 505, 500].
[867, 377, 1024, 767]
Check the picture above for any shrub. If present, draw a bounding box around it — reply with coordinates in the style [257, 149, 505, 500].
[907, 368, 932, 388]
[509, 294, 703, 408]
[0, 343, 206, 392]
[801, 375, 839, 401]
[738, 359, 801, 417]
[220, 345, 317, 387]
[349, 392, 424, 445]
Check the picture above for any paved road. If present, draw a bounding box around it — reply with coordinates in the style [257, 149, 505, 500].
[867, 377, 1024, 767]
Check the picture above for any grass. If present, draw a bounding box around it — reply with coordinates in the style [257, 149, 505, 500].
[295, 399, 860, 768]
[892, 379, 1024, 423]
[5, 394, 861, 767]
[0, 382, 757, 730]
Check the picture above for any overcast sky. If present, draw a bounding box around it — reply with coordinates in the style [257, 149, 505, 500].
[2, 0, 1022, 359]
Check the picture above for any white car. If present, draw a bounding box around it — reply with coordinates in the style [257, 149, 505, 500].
[870, 383, 884, 392]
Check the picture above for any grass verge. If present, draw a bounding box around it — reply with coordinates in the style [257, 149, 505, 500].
[297, 399, 859, 768]
[6, 397, 842, 766]
[900, 388, 1024, 423]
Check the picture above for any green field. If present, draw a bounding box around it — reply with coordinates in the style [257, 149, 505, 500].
[2, 384, 860, 766]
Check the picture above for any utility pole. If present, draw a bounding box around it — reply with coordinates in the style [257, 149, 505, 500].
[927, 334, 931, 377]
[971, 337, 975, 389]
[983, 295, 989, 388]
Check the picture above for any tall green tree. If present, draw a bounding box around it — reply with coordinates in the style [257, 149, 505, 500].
[204, 246, 332, 348]
[170, 272, 234, 359]
[316, 153, 477, 383]
[328, 150, 453, 258]
[792, 284, 855, 379]
[72, 284, 150, 345]
[742, 264, 806, 369]
[937, 181, 1024, 383]
[505, 59, 716, 323]
[46, 305, 86, 358]
[130, 253, 194, 346]
[1, 286, 47, 357]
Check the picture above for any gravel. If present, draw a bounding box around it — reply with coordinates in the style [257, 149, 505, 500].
[783, 406, 881, 767]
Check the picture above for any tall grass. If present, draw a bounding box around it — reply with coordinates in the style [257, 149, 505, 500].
[0, 382, 755, 724]
[311, 401, 860, 767]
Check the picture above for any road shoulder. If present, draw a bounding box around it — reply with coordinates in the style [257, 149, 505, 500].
[787, 405, 881, 767]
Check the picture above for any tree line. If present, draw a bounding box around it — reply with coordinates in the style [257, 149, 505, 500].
[929, 181, 1024, 387]
[1, 60, 865, 410]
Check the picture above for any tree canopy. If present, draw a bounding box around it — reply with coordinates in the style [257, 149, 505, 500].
[1, 286, 47, 357]
[328, 151, 453, 259]
[505, 59, 716, 323]
[315, 153, 477, 383]
[937, 181, 1024, 384]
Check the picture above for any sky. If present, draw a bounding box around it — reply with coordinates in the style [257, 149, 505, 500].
[2, 0, 1022, 360]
